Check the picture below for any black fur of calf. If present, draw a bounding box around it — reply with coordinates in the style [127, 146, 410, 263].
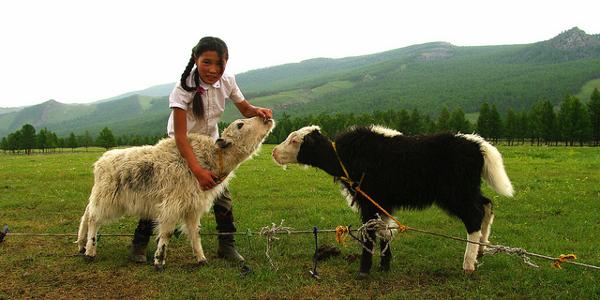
[289, 126, 512, 275]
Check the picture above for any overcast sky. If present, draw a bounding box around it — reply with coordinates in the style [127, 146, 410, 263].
[1, 0, 599, 108]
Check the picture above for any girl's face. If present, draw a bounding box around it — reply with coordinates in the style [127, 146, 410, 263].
[196, 51, 226, 85]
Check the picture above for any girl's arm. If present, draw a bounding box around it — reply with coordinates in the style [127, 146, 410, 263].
[173, 108, 218, 190]
[234, 100, 273, 119]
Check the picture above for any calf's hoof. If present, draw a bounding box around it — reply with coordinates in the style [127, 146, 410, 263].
[83, 255, 95, 262]
[356, 272, 370, 280]
[463, 259, 477, 274]
[197, 260, 208, 267]
[240, 264, 253, 276]
[154, 264, 165, 272]
[77, 248, 86, 256]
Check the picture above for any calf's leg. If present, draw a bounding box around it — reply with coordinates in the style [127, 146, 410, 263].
[76, 205, 90, 254]
[458, 201, 485, 273]
[463, 230, 482, 273]
[379, 240, 392, 271]
[478, 198, 494, 257]
[358, 230, 376, 278]
[153, 219, 177, 271]
[357, 212, 378, 278]
[185, 213, 207, 265]
[84, 209, 100, 260]
[378, 217, 395, 271]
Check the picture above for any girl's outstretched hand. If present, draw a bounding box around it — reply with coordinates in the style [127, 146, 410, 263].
[255, 107, 273, 120]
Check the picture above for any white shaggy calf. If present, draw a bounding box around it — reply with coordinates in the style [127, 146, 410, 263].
[76, 117, 274, 269]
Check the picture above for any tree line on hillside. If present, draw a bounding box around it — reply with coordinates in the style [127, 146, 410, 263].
[0, 126, 164, 154]
[2, 89, 599, 154]
[265, 89, 600, 146]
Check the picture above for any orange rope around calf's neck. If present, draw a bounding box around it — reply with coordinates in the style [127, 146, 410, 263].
[332, 141, 407, 232]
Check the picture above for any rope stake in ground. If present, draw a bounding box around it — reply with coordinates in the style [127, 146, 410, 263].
[309, 226, 320, 280]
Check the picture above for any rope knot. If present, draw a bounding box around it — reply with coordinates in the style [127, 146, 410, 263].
[553, 254, 577, 269]
[335, 226, 349, 245]
[259, 220, 293, 269]
[484, 245, 539, 268]
[353, 217, 398, 254]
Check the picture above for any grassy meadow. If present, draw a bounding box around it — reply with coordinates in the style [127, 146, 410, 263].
[0, 145, 599, 299]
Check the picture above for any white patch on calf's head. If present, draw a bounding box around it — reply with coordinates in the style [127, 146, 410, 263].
[369, 125, 403, 137]
[272, 125, 320, 165]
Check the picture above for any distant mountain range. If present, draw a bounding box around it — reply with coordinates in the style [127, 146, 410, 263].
[1, 27, 599, 138]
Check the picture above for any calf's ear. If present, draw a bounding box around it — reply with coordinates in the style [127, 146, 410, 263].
[216, 138, 232, 149]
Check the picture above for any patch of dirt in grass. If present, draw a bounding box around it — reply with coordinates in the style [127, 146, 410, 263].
[1, 238, 159, 300]
[4, 270, 159, 299]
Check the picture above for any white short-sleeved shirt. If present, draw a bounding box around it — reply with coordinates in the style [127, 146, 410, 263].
[167, 73, 245, 140]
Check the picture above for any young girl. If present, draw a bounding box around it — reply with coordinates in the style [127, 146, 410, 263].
[131, 36, 272, 264]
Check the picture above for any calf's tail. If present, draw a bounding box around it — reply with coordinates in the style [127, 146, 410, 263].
[461, 134, 514, 197]
[479, 139, 514, 197]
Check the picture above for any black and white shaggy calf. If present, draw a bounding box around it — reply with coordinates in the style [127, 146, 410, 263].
[76, 117, 274, 269]
[272, 125, 513, 276]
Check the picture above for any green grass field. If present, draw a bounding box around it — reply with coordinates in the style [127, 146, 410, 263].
[0, 145, 599, 299]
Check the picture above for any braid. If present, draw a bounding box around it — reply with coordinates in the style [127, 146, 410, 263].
[180, 56, 196, 92]
[191, 70, 204, 118]
[180, 55, 205, 118]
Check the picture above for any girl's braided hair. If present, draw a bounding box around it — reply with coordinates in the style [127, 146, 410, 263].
[180, 37, 229, 119]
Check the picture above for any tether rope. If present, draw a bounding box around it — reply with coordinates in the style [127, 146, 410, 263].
[2, 221, 598, 270]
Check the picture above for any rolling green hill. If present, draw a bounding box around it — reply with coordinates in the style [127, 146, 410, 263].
[95, 83, 174, 103]
[230, 27, 600, 119]
[48, 95, 170, 137]
[1, 27, 599, 138]
[0, 96, 169, 138]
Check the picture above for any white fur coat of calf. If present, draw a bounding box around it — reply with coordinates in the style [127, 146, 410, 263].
[76, 117, 274, 268]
